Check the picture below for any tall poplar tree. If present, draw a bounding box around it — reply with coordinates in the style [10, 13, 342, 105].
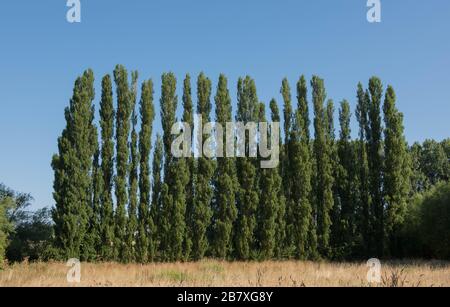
[311, 76, 334, 256]
[332, 100, 358, 258]
[114, 65, 132, 261]
[52, 69, 97, 260]
[159, 73, 176, 261]
[291, 107, 315, 259]
[367, 77, 384, 257]
[86, 143, 102, 261]
[137, 79, 155, 262]
[125, 71, 139, 263]
[182, 74, 195, 260]
[160, 73, 189, 261]
[269, 99, 286, 259]
[325, 99, 340, 258]
[258, 102, 281, 259]
[235, 76, 259, 260]
[99, 74, 115, 261]
[192, 73, 214, 260]
[383, 85, 410, 256]
[356, 83, 372, 256]
[213, 74, 237, 259]
[296, 75, 310, 142]
[151, 135, 163, 258]
[296, 78, 318, 259]
[280, 78, 294, 254]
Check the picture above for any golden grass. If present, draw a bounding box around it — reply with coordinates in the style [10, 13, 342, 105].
[0, 260, 449, 287]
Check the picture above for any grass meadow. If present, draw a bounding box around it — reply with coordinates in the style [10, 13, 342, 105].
[0, 260, 449, 287]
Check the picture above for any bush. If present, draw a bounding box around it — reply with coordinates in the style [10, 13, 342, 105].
[6, 207, 54, 262]
[0, 197, 14, 267]
[402, 182, 450, 259]
[0, 184, 54, 264]
[419, 183, 450, 259]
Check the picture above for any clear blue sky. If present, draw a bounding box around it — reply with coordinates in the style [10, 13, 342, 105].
[0, 1, 449, 209]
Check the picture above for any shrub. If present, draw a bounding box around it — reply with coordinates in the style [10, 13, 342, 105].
[402, 182, 450, 259]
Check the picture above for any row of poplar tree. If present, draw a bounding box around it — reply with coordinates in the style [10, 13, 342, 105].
[52, 65, 411, 262]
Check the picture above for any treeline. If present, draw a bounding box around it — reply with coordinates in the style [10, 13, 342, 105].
[50, 65, 450, 263]
[0, 184, 54, 265]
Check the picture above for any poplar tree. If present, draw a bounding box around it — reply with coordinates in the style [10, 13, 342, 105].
[258, 102, 280, 259]
[269, 99, 286, 259]
[332, 100, 358, 258]
[290, 108, 315, 259]
[235, 76, 259, 260]
[87, 146, 102, 261]
[356, 83, 372, 255]
[114, 65, 132, 261]
[367, 77, 384, 257]
[383, 85, 410, 256]
[160, 73, 189, 261]
[296, 78, 318, 260]
[325, 100, 335, 143]
[125, 71, 139, 263]
[296, 75, 310, 142]
[192, 73, 214, 260]
[159, 73, 176, 260]
[325, 99, 339, 258]
[311, 76, 334, 256]
[151, 135, 163, 258]
[99, 74, 115, 260]
[84, 100, 101, 261]
[137, 79, 155, 262]
[213, 74, 237, 259]
[52, 69, 96, 260]
[166, 158, 189, 261]
[182, 74, 195, 260]
[280, 78, 294, 254]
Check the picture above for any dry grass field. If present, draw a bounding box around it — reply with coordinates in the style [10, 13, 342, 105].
[0, 260, 449, 287]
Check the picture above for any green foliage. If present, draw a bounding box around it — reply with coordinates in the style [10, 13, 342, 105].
[125, 71, 139, 263]
[6, 208, 54, 262]
[311, 76, 334, 257]
[99, 74, 115, 261]
[296, 75, 310, 142]
[257, 103, 277, 259]
[192, 73, 214, 260]
[167, 158, 190, 261]
[212, 75, 237, 259]
[235, 76, 259, 260]
[282, 78, 316, 260]
[331, 101, 359, 259]
[355, 83, 372, 256]
[51, 69, 97, 260]
[182, 74, 195, 260]
[280, 78, 294, 255]
[367, 77, 384, 257]
[269, 99, 287, 259]
[383, 86, 411, 256]
[151, 135, 164, 258]
[401, 182, 450, 259]
[114, 65, 132, 262]
[159, 73, 190, 261]
[137, 79, 155, 263]
[0, 185, 55, 264]
[0, 193, 14, 266]
[48, 69, 448, 263]
[86, 148, 102, 261]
